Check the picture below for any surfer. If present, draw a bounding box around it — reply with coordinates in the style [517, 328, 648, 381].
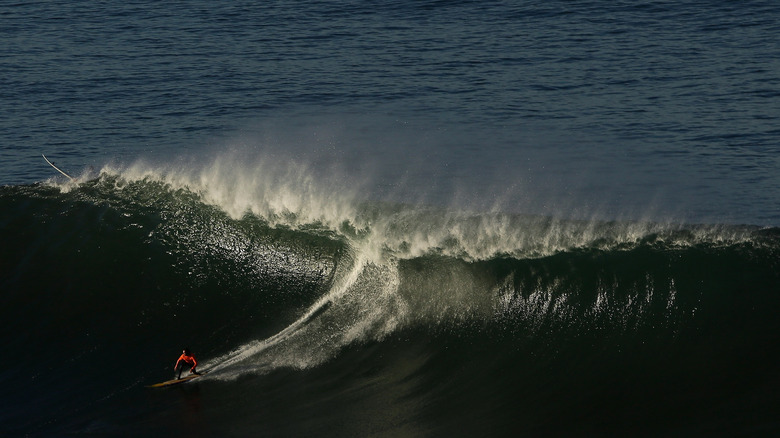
[174, 348, 199, 379]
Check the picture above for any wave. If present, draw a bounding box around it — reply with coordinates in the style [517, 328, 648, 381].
[3, 162, 777, 374]
[2, 159, 780, 435]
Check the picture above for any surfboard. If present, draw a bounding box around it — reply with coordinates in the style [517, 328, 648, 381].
[42, 154, 75, 181]
[147, 372, 206, 388]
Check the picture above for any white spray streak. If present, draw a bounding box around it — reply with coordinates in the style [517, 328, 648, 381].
[206, 254, 366, 373]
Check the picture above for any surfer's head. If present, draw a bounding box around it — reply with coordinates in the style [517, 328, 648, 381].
[183, 348, 191, 356]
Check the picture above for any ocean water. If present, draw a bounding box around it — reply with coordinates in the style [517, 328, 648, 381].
[1, 1, 779, 436]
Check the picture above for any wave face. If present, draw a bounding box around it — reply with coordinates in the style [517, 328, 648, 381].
[2, 163, 779, 436]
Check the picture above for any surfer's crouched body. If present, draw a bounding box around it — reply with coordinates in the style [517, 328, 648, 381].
[174, 348, 198, 379]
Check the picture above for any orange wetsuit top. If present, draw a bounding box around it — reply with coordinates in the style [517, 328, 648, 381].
[176, 353, 197, 370]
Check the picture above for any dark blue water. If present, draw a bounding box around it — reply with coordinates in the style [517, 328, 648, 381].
[2, 1, 780, 436]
